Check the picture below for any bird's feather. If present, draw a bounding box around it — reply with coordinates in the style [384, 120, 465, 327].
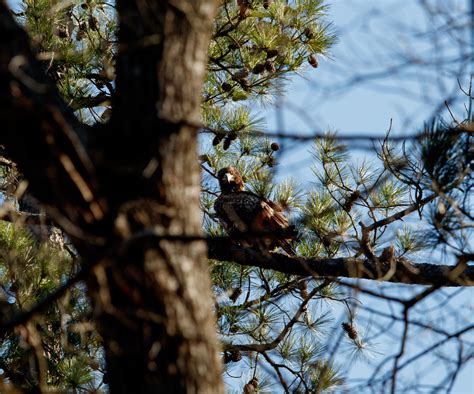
[215, 190, 296, 255]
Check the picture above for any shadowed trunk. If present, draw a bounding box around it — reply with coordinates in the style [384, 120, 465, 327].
[88, 1, 222, 391]
[91, 122, 222, 392]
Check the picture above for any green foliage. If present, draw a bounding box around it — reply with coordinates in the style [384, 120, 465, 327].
[395, 225, 423, 256]
[208, 119, 471, 391]
[380, 122, 472, 253]
[304, 359, 344, 392]
[421, 122, 467, 190]
[208, 0, 336, 97]
[17, 0, 116, 123]
[0, 222, 104, 391]
[57, 357, 96, 391]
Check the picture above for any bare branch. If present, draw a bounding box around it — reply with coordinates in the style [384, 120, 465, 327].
[208, 239, 474, 286]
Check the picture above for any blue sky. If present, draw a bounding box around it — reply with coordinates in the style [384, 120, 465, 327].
[265, 0, 472, 185]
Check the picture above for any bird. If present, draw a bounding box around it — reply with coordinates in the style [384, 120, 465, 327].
[214, 166, 297, 255]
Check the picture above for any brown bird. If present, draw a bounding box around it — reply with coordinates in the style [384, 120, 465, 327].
[214, 167, 297, 255]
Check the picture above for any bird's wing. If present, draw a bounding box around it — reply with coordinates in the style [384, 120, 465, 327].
[214, 192, 262, 233]
[215, 192, 297, 255]
[255, 198, 296, 255]
[256, 198, 288, 230]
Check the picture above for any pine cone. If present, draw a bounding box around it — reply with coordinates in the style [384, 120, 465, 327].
[308, 54, 318, 68]
[298, 280, 309, 298]
[232, 67, 250, 81]
[265, 60, 276, 73]
[252, 63, 266, 74]
[379, 245, 395, 263]
[89, 14, 98, 31]
[343, 190, 360, 212]
[213, 134, 224, 146]
[243, 378, 259, 393]
[223, 136, 232, 150]
[222, 82, 232, 92]
[266, 49, 279, 59]
[304, 27, 314, 39]
[224, 350, 242, 363]
[229, 287, 243, 302]
[342, 322, 358, 340]
[237, 0, 251, 18]
[270, 142, 280, 151]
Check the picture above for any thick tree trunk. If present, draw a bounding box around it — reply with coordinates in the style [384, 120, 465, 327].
[92, 123, 222, 393]
[88, 1, 223, 392]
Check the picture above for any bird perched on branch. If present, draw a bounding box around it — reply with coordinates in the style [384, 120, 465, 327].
[214, 167, 297, 255]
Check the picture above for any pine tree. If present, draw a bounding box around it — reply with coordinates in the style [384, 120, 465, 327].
[0, 0, 472, 392]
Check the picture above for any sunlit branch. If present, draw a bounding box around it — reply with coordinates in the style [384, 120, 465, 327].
[208, 239, 474, 286]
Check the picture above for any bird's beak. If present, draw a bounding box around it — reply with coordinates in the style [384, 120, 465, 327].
[225, 173, 234, 183]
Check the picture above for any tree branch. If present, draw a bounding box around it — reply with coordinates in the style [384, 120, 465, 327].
[0, 199, 51, 226]
[366, 194, 437, 232]
[225, 283, 328, 353]
[208, 239, 474, 286]
[70, 94, 110, 110]
[0, 257, 90, 336]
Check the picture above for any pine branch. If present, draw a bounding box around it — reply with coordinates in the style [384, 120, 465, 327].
[365, 194, 437, 232]
[225, 282, 328, 353]
[0, 156, 15, 168]
[0, 257, 90, 336]
[0, 195, 52, 225]
[208, 239, 474, 286]
[0, 207, 49, 226]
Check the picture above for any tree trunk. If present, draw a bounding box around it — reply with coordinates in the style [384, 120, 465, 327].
[91, 123, 223, 393]
[88, 1, 223, 392]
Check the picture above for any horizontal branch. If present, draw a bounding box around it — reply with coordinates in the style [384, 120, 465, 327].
[71, 229, 474, 288]
[207, 239, 474, 287]
[70, 94, 111, 110]
[0, 217, 471, 287]
[199, 122, 473, 143]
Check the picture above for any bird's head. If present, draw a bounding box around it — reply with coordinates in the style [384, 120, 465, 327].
[217, 167, 245, 193]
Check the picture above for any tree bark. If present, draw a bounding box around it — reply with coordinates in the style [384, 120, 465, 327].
[90, 2, 222, 391]
[93, 124, 223, 392]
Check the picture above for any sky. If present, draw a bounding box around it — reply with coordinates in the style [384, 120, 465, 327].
[264, 0, 472, 186]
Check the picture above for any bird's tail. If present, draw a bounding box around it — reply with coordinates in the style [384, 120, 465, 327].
[279, 239, 296, 256]
[279, 225, 298, 256]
